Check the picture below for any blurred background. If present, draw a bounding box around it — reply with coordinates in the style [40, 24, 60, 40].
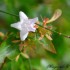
[0, 0, 70, 70]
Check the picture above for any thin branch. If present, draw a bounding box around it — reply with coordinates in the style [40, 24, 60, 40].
[36, 23, 70, 38]
[0, 10, 18, 17]
[40, 15, 43, 22]
[0, 10, 70, 38]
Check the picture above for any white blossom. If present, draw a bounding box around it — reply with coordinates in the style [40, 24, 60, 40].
[11, 11, 38, 41]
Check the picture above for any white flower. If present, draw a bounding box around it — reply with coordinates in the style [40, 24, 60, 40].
[11, 11, 38, 41]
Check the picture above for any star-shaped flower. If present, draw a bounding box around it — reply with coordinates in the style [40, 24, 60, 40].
[11, 11, 38, 41]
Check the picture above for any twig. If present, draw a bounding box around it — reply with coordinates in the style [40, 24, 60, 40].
[0, 10, 70, 38]
[0, 10, 18, 17]
[36, 23, 70, 38]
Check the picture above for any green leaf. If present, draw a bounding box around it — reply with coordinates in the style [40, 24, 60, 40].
[0, 41, 20, 63]
[38, 36, 56, 54]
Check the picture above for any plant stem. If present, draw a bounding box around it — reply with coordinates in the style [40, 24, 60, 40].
[0, 10, 70, 38]
[0, 10, 18, 17]
[36, 23, 70, 38]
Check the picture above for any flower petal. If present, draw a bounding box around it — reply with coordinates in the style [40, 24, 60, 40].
[20, 30, 29, 41]
[29, 17, 38, 24]
[28, 24, 36, 32]
[19, 11, 28, 21]
[28, 17, 38, 32]
[11, 22, 22, 30]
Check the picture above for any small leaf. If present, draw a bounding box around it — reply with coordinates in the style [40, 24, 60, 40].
[39, 36, 56, 54]
[15, 55, 20, 62]
[21, 53, 29, 59]
[0, 32, 4, 37]
[46, 34, 52, 40]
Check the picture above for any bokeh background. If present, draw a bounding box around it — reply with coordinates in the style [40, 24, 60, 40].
[0, 0, 70, 70]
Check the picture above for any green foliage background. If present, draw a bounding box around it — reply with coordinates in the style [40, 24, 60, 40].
[0, 0, 70, 70]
